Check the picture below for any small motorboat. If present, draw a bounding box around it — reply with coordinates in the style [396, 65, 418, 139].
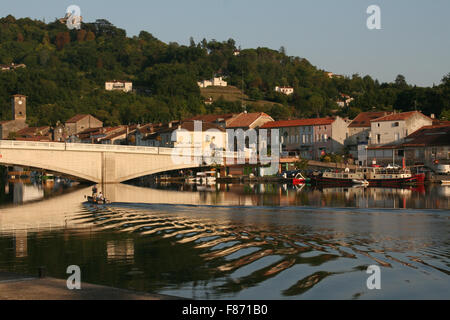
[86, 195, 109, 204]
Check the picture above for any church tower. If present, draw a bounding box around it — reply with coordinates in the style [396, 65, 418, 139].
[12, 94, 26, 121]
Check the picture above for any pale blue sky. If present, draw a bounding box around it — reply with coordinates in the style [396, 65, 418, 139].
[1, 0, 449, 86]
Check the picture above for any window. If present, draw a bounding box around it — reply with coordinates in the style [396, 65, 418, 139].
[376, 134, 381, 144]
[377, 123, 380, 127]
[394, 122, 399, 127]
[394, 133, 400, 141]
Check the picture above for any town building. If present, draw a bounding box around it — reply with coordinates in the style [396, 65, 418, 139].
[226, 112, 274, 130]
[136, 121, 180, 147]
[274, 86, 294, 95]
[75, 126, 128, 144]
[197, 76, 227, 88]
[325, 71, 343, 79]
[99, 126, 136, 145]
[336, 94, 354, 108]
[105, 80, 133, 93]
[345, 111, 393, 157]
[65, 114, 103, 136]
[362, 123, 450, 167]
[370, 111, 433, 146]
[0, 94, 29, 140]
[140, 121, 227, 153]
[0, 63, 26, 72]
[52, 122, 69, 142]
[260, 117, 348, 159]
[15, 126, 51, 141]
[134, 124, 157, 146]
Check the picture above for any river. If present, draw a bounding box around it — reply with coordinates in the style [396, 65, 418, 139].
[0, 178, 449, 299]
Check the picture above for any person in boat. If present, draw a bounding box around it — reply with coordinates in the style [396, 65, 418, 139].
[92, 185, 98, 197]
[97, 192, 104, 202]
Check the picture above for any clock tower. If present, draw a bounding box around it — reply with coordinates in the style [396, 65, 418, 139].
[12, 94, 26, 121]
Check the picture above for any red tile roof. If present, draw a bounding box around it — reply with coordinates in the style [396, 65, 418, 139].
[227, 112, 273, 128]
[185, 113, 237, 123]
[260, 117, 335, 129]
[348, 112, 393, 128]
[66, 114, 89, 123]
[16, 126, 50, 136]
[370, 111, 431, 122]
[15, 136, 51, 142]
[100, 129, 128, 141]
[177, 121, 225, 132]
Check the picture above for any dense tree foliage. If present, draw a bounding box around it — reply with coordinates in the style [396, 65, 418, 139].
[0, 15, 448, 127]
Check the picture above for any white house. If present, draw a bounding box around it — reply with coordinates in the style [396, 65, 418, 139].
[197, 77, 227, 88]
[275, 86, 294, 95]
[105, 81, 133, 93]
[370, 111, 433, 146]
[336, 94, 354, 108]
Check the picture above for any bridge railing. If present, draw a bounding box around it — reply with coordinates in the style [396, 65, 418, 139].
[0, 140, 162, 155]
[0, 140, 246, 161]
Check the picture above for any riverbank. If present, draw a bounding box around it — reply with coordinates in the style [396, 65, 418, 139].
[0, 272, 184, 300]
[158, 175, 450, 185]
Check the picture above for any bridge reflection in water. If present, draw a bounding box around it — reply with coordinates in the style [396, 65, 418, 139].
[0, 182, 449, 299]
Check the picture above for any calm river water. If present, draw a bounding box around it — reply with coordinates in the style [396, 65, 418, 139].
[0, 178, 449, 299]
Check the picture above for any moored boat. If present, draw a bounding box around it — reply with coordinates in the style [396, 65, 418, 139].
[309, 166, 425, 186]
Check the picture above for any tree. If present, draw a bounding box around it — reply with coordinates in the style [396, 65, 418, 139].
[309, 95, 324, 118]
[395, 74, 408, 89]
[55, 32, 70, 50]
[440, 109, 450, 120]
[294, 158, 309, 171]
[85, 31, 95, 41]
[77, 29, 87, 42]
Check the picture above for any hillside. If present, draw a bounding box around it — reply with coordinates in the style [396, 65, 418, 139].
[0, 14, 449, 127]
[201, 85, 285, 108]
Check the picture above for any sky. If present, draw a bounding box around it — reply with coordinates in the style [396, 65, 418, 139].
[1, 0, 449, 87]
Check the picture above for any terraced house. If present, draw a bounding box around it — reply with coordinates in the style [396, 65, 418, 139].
[369, 111, 432, 146]
[260, 117, 348, 160]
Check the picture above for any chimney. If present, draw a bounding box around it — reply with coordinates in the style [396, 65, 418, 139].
[431, 114, 435, 119]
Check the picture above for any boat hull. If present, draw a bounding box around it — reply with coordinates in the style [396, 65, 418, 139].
[310, 173, 425, 186]
[292, 178, 306, 185]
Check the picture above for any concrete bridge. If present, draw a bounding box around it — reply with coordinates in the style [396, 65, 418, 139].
[0, 140, 214, 184]
[0, 140, 355, 184]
